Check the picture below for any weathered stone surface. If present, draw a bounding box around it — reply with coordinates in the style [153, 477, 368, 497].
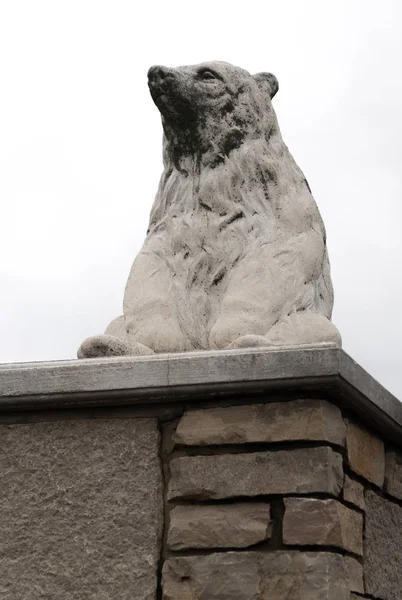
[168, 447, 343, 500]
[343, 474, 365, 510]
[283, 498, 363, 555]
[346, 421, 385, 486]
[365, 490, 402, 600]
[168, 503, 271, 550]
[162, 551, 349, 600]
[174, 399, 346, 447]
[78, 60, 340, 359]
[344, 556, 364, 594]
[385, 451, 402, 500]
[0, 419, 162, 599]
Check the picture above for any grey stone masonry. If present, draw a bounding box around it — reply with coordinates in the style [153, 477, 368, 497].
[283, 498, 363, 555]
[346, 420, 385, 486]
[162, 552, 349, 600]
[385, 450, 402, 500]
[343, 474, 365, 510]
[1, 346, 402, 449]
[167, 503, 272, 550]
[168, 446, 344, 501]
[365, 490, 402, 600]
[0, 419, 162, 600]
[344, 556, 364, 594]
[174, 399, 346, 447]
[1, 346, 402, 599]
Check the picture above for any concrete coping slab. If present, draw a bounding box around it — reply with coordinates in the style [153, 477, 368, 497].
[0, 343, 401, 443]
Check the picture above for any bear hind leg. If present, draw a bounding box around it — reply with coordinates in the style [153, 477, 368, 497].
[227, 311, 341, 350]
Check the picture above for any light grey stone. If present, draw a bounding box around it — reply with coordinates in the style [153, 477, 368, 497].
[343, 474, 365, 510]
[168, 446, 343, 500]
[385, 451, 402, 500]
[344, 556, 364, 594]
[167, 503, 271, 550]
[0, 419, 162, 600]
[346, 421, 385, 487]
[162, 551, 349, 600]
[174, 399, 346, 446]
[283, 498, 363, 555]
[77, 334, 155, 358]
[78, 60, 340, 359]
[365, 489, 402, 600]
[1, 347, 402, 455]
[0, 345, 341, 406]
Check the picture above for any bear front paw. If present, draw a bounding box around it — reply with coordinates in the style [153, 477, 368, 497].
[77, 335, 154, 359]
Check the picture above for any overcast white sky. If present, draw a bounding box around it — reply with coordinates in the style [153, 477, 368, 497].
[1, 0, 401, 398]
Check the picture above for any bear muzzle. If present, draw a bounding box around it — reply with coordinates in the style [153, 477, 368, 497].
[148, 65, 176, 101]
[148, 65, 197, 127]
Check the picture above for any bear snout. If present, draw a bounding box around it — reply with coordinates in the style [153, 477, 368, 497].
[148, 65, 178, 108]
[148, 65, 174, 88]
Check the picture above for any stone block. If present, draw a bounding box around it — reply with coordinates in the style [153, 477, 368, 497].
[365, 490, 402, 600]
[346, 421, 385, 486]
[343, 474, 365, 510]
[162, 551, 349, 600]
[283, 498, 363, 555]
[174, 399, 346, 447]
[0, 419, 162, 600]
[167, 503, 271, 550]
[385, 451, 402, 500]
[344, 556, 364, 594]
[168, 447, 343, 501]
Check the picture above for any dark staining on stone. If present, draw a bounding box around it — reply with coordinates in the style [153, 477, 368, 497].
[219, 210, 245, 231]
[210, 154, 226, 169]
[264, 164, 278, 185]
[232, 255, 240, 268]
[222, 128, 245, 157]
[255, 167, 272, 203]
[304, 178, 312, 194]
[264, 127, 274, 144]
[212, 267, 226, 286]
[221, 99, 235, 116]
[199, 200, 213, 212]
[232, 111, 246, 126]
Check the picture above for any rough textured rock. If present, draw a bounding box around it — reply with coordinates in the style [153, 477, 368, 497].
[385, 450, 402, 500]
[365, 489, 402, 600]
[174, 399, 346, 447]
[343, 474, 365, 510]
[346, 421, 385, 486]
[78, 60, 340, 358]
[344, 556, 364, 594]
[168, 447, 343, 500]
[283, 498, 363, 555]
[162, 551, 349, 600]
[168, 503, 271, 550]
[0, 419, 162, 600]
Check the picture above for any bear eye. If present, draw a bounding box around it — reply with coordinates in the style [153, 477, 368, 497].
[200, 70, 218, 81]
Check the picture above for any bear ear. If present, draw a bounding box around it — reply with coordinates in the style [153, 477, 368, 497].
[253, 72, 279, 99]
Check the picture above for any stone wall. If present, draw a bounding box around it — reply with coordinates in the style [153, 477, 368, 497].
[0, 347, 402, 599]
[0, 419, 163, 600]
[161, 399, 402, 600]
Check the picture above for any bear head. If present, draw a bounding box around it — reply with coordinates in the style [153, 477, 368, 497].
[148, 61, 279, 170]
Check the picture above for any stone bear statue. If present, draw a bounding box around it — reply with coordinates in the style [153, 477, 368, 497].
[78, 61, 341, 358]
